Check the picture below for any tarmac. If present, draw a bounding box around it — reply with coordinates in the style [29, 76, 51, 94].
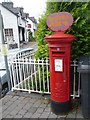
[1, 91, 84, 119]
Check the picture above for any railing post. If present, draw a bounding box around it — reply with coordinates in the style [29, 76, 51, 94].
[73, 60, 77, 99]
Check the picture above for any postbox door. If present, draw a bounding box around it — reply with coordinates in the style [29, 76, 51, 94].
[50, 51, 70, 102]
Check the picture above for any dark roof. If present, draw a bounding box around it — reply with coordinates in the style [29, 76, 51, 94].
[10, 7, 20, 14]
[2, 2, 13, 9]
[1, 2, 19, 17]
[29, 17, 37, 24]
[1, 2, 27, 21]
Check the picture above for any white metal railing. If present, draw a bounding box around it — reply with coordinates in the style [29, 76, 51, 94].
[9, 58, 50, 94]
[9, 58, 81, 99]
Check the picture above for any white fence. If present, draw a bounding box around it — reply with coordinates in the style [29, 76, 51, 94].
[9, 58, 81, 99]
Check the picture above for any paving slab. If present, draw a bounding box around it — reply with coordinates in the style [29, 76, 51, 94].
[36, 107, 44, 114]
[48, 112, 58, 118]
[5, 114, 14, 118]
[76, 106, 84, 119]
[23, 112, 33, 118]
[31, 113, 41, 118]
[18, 109, 27, 115]
[39, 111, 50, 118]
[66, 111, 76, 118]
[9, 110, 19, 116]
[27, 107, 37, 114]
[22, 103, 33, 110]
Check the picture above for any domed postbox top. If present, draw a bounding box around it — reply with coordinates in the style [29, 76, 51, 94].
[45, 32, 75, 43]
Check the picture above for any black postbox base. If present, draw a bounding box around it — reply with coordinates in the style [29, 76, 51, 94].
[51, 100, 71, 115]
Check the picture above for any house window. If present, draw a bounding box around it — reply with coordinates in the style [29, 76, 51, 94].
[4, 29, 14, 43]
[27, 24, 31, 29]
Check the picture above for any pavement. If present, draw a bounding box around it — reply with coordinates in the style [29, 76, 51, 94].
[0, 91, 85, 119]
[20, 41, 37, 51]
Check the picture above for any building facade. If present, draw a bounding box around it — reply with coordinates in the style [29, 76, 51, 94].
[0, 2, 37, 49]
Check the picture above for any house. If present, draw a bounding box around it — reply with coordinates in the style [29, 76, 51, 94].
[27, 17, 37, 37]
[25, 16, 37, 42]
[0, 2, 37, 49]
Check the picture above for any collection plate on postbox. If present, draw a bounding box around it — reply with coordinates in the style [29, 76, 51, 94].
[54, 59, 63, 72]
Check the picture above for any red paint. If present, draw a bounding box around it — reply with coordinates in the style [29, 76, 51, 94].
[46, 12, 73, 32]
[45, 32, 75, 102]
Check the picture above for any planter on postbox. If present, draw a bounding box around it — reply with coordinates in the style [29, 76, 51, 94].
[45, 12, 75, 114]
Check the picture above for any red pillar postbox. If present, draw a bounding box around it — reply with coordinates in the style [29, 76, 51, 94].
[45, 12, 75, 114]
[45, 32, 75, 114]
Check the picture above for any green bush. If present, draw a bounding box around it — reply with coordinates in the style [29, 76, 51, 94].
[35, 1, 90, 60]
[35, 44, 49, 59]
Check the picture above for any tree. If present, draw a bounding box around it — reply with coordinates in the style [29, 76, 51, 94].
[35, 1, 90, 60]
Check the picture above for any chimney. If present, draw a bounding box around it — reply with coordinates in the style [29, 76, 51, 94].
[20, 7, 23, 14]
[2, 2, 13, 8]
[26, 13, 29, 19]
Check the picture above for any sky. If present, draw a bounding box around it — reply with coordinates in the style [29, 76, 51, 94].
[0, 0, 47, 20]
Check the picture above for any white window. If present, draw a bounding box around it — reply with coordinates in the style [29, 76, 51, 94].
[4, 29, 14, 43]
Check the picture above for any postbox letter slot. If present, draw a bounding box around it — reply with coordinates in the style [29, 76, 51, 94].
[52, 51, 65, 54]
[52, 51, 65, 57]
